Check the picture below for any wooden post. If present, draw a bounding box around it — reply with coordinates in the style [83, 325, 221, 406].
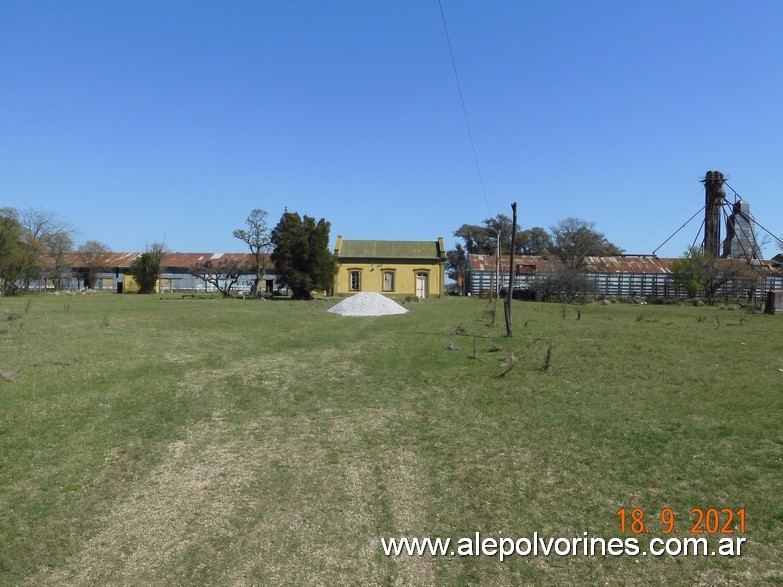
[495, 229, 501, 298]
[504, 202, 517, 337]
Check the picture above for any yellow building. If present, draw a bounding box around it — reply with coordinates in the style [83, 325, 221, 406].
[333, 237, 446, 298]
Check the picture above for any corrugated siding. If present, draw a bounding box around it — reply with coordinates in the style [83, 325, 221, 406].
[466, 254, 783, 299]
[87, 267, 281, 293]
[51, 254, 280, 293]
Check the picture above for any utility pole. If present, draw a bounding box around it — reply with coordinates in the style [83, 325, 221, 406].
[495, 229, 501, 298]
[504, 202, 517, 337]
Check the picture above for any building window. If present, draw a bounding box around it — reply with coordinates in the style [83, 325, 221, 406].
[350, 270, 361, 291]
[382, 271, 395, 292]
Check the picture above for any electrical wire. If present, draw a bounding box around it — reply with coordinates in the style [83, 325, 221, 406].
[437, 0, 492, 214]
[721, 182, 783, 250]
[652, 206, 705, 256]
[691, 218, 705, 251]
[744, 215, 783, 249]
[720, 199, 761, 260]
[656, 178, 780, 259]
[724, 181, 740, 201]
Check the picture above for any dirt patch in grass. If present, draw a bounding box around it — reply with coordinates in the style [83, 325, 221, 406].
[28, 401, 400, 585]
[28, 417, 252, 586]
[386, 448, 438, 586]
[176, 348, 364, 400]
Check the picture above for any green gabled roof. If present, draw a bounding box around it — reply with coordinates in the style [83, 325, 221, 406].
[338, 239, 440, 259]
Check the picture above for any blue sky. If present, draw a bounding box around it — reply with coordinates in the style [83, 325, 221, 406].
[2, 1, 782, 257]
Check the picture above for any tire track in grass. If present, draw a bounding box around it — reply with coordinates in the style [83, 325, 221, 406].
[28, 416, 252, 586]
[223, 409, 388, 585]
[28, 349, 388, 585]
[386, 448, 438, 587]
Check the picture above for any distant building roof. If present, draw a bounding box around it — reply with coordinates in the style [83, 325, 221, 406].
[335, 237, 445, 260]
[469, 254, 562, 273]
[584, 256, 676, 274]
[66, 252, 270, 269]
[469, 254, 783, 276]
[469, 254, 676, 274]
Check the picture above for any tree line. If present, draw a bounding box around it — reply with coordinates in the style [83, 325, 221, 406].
[0, 207, 112, 295]
[447, 215, 623, 300]
[0, 207, 336, 300]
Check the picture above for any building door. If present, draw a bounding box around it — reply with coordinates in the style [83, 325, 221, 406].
[415, 272, 428, 298]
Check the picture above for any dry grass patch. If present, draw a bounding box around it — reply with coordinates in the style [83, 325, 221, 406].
[385, 448, 438, 586]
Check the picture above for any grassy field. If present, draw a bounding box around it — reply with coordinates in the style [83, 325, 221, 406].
[0, 293, 781, 585]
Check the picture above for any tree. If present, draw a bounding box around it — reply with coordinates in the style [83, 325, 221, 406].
[446, 243, 468, 294]
[41, 231, 74, 290]
[453, 222, 493, 255]
[14, 208, 70, 241]
[0, 213, 25, 295]
[536, 267, 597, 303]
[233, 209, 271, 296]
[452, 216, 551, 263]
[483, 214, 515, 255]
[454, 214, 517, 255]
[270, 211, 337, 300]
[0, 207, 73, 291]
[128, 243, 166, 294]
[671, 246, 760, 305]
[189, 257, 246, 297]
[11, 236, 43, 292]
[76, 240, 111, 289]
[549, 218, 623, 270]
[517, 227, 552, 255]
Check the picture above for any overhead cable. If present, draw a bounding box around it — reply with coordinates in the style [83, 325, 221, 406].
[437, 0, 492, 213]
[652, 206, 705, 256]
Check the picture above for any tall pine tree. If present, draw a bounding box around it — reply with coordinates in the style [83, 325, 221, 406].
[270, 211, 337, 300]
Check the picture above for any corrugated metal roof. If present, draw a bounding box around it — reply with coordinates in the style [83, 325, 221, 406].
[65, 252, 269, 269]
[585, 256, 676, 274]
[159, 252, 261, 267]
[469, 254, 783, 275]
[468, 254, 562, 272]
[337, 240, 440, 259]
[470, 254, 678, 274]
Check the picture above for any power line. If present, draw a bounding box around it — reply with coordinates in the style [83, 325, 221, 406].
[723, 181, 741, 202]
[437, 0, 491, 213]
[722, 181, 783, 250]
[691, 218, 706, 251]
[652, 206, 704, 256]
[748, 215, 783, 249]
[722, 199, 770, 259]
[666, 178, 781, 258]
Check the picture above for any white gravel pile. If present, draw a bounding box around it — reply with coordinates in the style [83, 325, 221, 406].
[327, 292, 408, 317]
